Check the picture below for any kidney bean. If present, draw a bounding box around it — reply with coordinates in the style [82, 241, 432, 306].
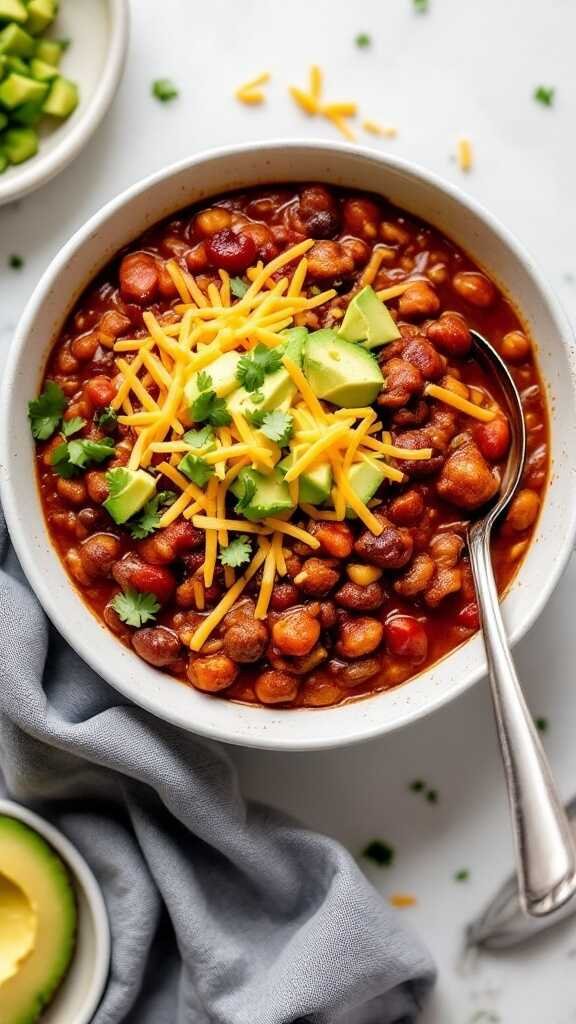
[272, 609, 320, 656]
[79, 533, 121, 578]
[475, 417, 510, 462]
[401, 337, 444, 380]
[436, 442, 499, 510]
[384, 616, 428, 662]
[342, 198, 381, 240]
[293, 558, 340, 597]
[394, 553, 436, 597]
[99, 309, 131, 341]
[113, 555, 176, 604]
[103, 602, 127, 635]
[340, 237, 370, 266]
[336, 617, 384, 659]
[505, 489, 540, 531]
[307, 241, 354, 280]
[84, 375, 116, 408]
[308, 521, 354, 558]
[65, 548, 92, 586]
[429, 532, 464, 568]
[426, 312, 472, 357]
[452, 271, 495, 308]
[330, 657, 381, 687]
[354, 513, 414, 569]
[335, 581, 385, 611]
[119, 252, 159, 304]
[137, 521, 203, 564]
[388, 489, 425, 526]
[378, 358, 424, 409]
[223, 615, 268, 663]
[132, 626, 181, 667]
[71, 332, 99, 362]
[56, 477, 87, 507]
[205, 229, 256, 273]
[270, 582, 300, 611]
[254, 669, 299, 704]
[398, 281, 440, 320]
[185, 242, 209, 273]
[86, 470, 109, 504]
[424, 566, 462, 607]
[187, 654, 238, 692]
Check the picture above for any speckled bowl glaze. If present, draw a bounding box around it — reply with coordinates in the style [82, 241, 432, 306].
[2, 141, 576, 750]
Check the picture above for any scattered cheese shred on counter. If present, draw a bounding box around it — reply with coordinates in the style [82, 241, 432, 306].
[288, 66, 357, 140]
[457, 137, 473, 172]
[235, 71, 271, 106]
[363, 119, 398, 138]
[389, 893, 417, 909]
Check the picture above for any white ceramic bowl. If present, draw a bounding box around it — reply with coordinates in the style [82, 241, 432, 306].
[0, 0, 129, 207]
[2, 141, 576, 751]
[0, 799, 110, 1023]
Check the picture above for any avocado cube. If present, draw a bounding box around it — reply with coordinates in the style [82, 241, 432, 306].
[0, 22, 35, 56]
[34, 38, 62, 66]
[29, 56, 57, 81]
[230, 467, 294, 522]
[6, 54, 28, 73]
[3, 125, 38, 162]
[0, 0, 27, 23]
[338, 285, 401, 350]
[0, 72, 47, 108]
[303, 329, 384, 408]
[0, 108, 7, 129]
[12, 96, 43, 124]
[104, 468, 157, 524]
[0, 54, 6, 78]
[0, 149, 7, 172]
[26, 0, 57, 35]
[42, 75, 78, 118]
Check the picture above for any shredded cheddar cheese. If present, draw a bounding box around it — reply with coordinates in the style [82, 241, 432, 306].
[457, 137, 473, 172]
[235, 71, 271, 106]
[424, 383, 497, 422]
[363, 119, 398, 138]
[288, 66, 357, 140]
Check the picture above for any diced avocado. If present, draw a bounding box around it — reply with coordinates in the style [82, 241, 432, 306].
[0, 22, 35, 56]
[26, 0, 57, 36]
[338, 285, 401, 349]
[12, 96, 43, 124]
[226, 328, 308, 420]
[303, 329, 384, 408]
[278, 453, 332, 506]
[29, 56, 58, 81]
[0, 0, 27, 24]
[0, 815, 77, 1024]
[104, 468, 156, 525]
[0, 54, 6, 77]
[5, 54, 27, 73]
[0, 149, 7, 172]
[185, 350, 242, 411]
[330, 461, 388, 518]
[42, 75, 78, 118]
[2, 126, 38, 162]
[0, 72, 47, 108]
[230, 467, 294, 522]
[33, 37, 62, 66]
[0, 108, 7, 129]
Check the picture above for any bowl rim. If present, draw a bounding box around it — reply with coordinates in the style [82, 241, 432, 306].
[0, 798, 110, 1023]
[0, 0, 129, 207]
[2, 138, 576, 751]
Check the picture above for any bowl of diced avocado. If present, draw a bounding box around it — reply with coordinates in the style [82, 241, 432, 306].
[0, 0, 128, 204]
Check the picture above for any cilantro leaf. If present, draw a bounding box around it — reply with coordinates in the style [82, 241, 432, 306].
[28, 381, 67, 440]
[196, 371, 213, 393]
[128, 491, 176, 540]
[219, 535, 252, 568]
[362, 840, 395, 867]
[535, 716, 549, 733]
[247, 408, 267, 428]
[251, 390, 265, 405]
[96, 406, 118, 434]
[8, 254, 23, 270]
[355, 32, 371, 47]
[190, 387, 231, 428]
[207, 395, 232, 427]
[534, 85, 555, 107]
[178, 453, 214, 487]
[454, 869, 470, 882]
[236, 355, 265, 392]
[230, 276, 249, 299]
[413, 0, 428, 11]
[61, 416, 86, 438]
[259, 410, 293, 446]
[234, 473, 257, 514]
[152, 78, 179, 102]
[252, 343, 282, 374]
[106, 467, 132, 498]
[182, 425, 215, 450]
[52, 437, 115, 477]
[110, 588, 160, 627]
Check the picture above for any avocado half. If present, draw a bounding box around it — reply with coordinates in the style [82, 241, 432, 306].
[0, 815, 77, 1024]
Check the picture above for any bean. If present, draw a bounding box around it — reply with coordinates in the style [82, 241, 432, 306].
[501, 330, 531, 363]
[272, 609, 320, 656]
[195, 208, 233, 236]
[205, 229, 257, 273]
[505, 489, 540, 531]
[335, 581, 385, 611]
[380, 221, 411, 246]
[86, 470, 109, 504]
[84, 375, 116, 408]
[270, 582, 300, 611]
[384, 616, 428, 662]
[393, 552, 436, 597]
[119, 252, 159, 304]
[388, 489, 425, 526]
[401, 337, 444, 380]
[346, 563, 382, 586]
[79, 533, 121, 578]
[300, 672, 343, 707]
[475, 417, 510, 462]
[342, 198, 380, 240]
[223, 617, 268, 663]
[307, 241, 354, 280]
[309, 521, 354, 558]
[293, 558, 340, 597]
[57, 477, 87, 506]
[330, 657, 381, 687]
[452, 271, 495, 308]
[187, 654, 238, 692]
[426, 312, 471, 357]
[71, 332, 99, 362]
[57, 346, 80, 374]
[398, 281, 440, 320]
[336, 617, 383, 659]
[254, 669, 299, 705]
[185, 242, 209, 273]
[132, 626, 181, 667]
[354, 513, 414, 569]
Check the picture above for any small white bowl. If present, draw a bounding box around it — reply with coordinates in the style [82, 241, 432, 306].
[0, 799, 110, 1024]
[0, 0, 129, 207]
[2, 141, 576, 751]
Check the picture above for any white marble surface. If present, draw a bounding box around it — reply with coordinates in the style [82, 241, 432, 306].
[1, 0, 576, 1019]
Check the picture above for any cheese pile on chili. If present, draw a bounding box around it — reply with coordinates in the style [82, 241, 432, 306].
[109, 239, 496, 649]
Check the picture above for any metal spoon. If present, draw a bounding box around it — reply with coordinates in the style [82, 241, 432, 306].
[467, 328, 576, 917]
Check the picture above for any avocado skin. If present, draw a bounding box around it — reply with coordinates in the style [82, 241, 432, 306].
[303, 329, 384, 408]
[0, 815, 77, 1024]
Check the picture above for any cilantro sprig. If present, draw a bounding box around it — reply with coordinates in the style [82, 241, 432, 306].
[219, 535, 252, 568]
[355, 33, 371, 47]
[248, 409, 294, 446]
[236, 343, 282, 393]
[61, 416, 86, 438]
[178, 453, 214, 487]
[28, 381, 67, 440]
[182, 425, 216, 450]
[534, 85, 555, 107]
[190, 372, 231, 427]
[110, 588, 160, 627]
[152, 78, 179, 102]
[51, 437, 115, 478]
[127, 491, 177, 540]
[96, 406, 118, 435]
[362, 840, 395, 867]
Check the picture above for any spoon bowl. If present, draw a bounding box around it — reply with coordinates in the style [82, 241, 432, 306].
[467, 329, 576, 918]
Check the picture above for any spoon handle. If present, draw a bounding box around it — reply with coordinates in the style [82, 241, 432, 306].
[468, 523, 576, 917]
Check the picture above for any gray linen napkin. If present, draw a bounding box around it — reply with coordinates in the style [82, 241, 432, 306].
[0, 513, 435, 1023]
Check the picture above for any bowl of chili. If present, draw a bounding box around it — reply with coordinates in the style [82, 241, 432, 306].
[2, 140, 575, 750]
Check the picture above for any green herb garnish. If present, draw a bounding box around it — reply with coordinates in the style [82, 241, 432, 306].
[127, 491, 176, 540]
[110, 588, 160, 628]
[182, 425, 216, 450]
[178, 453, 214, 487]
[234, 473, 257, 515]
[534, 85, 555, 107]
[535, 716, 549, 733]
[96, 406, 118, 434]
[28, 381, 67, 441]
[355, 33, 371, 47]
[236, 343, 282, 393]
[409, 779, 425, 793]
[454, 869, 470, 882]
[362, 840, 395, 867]
[413, 0, 428, 10]
[219, 535, 252, 568]
[8, 254, 23, 270]
[152, 78, 179, 103]
[61, 416, 86, 438]
[426, 788, 439, 804]
[230, 276, 249, 299]
[51, 437, 115, 477]
[258, 410, 294, 446]
[190, 372, 231, 427]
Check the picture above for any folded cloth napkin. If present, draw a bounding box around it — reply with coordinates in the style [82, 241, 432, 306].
[0, 513, 435, 1024]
